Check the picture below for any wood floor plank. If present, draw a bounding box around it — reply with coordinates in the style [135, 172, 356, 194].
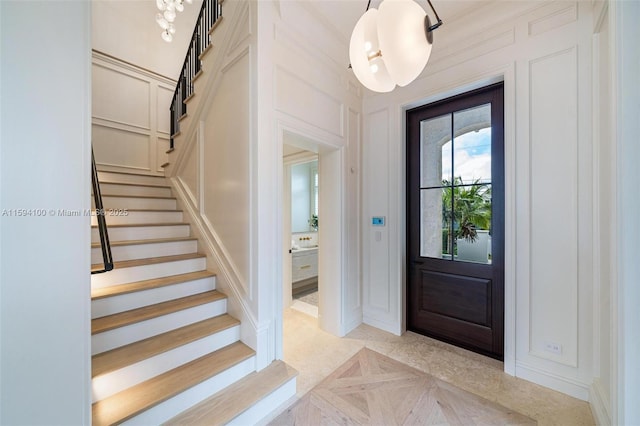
[91, 271, 215, 300]
[91, 290, 225, 335]
[165, 360, 297, 426]
[92, 314, 239, 377]
[92, 342, 254, 426]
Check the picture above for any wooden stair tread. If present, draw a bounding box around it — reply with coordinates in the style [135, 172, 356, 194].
[91, 271, 215, 300]
[90, 252, 205, 270]
[98, 170, 166, 179]
[98, 181, 171, 189]
[92, 208, 181, 212]
[92, 314, 240, 377]
[166, 360, 297, 425]
[91, 341, 255, 426]
[92, 290, 225, 335]
[91, 236, 196, 249]
[91, 222, 187, 228]
[100, 194, 176, 200]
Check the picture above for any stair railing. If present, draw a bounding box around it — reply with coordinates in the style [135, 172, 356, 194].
[170, 0, 222, 148]
[91, 148, 113, 274]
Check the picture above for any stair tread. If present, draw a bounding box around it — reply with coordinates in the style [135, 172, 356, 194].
[166, 360, 297, 426]
[99, 181, 171, 189]
[91, 341, 255, 426]
[91, 236, 197, 249]
[98, 170, 166, 179]
[92, 314, 239, 377]
[100, 194, 176, 200]
[91, 222, 188, 228]
[92, 290, 225, 335]
[92, 271, 215, 300]
[92, 208, 181, 212]
[90, 252, 205, 270]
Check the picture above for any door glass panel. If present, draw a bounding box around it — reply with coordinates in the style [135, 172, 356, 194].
[453, 184, 492, 264]
[420, 114, 452, 188]
[453, 104, 492, 185]
[420, 188, 452, 259]
[420, 104, 493, 264]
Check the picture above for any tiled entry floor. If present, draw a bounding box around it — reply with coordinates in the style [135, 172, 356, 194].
[280, 308, 594, 426]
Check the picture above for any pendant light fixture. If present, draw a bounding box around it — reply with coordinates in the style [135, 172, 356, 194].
[155, 0, 193, 42]
[349, 0, 442, 92]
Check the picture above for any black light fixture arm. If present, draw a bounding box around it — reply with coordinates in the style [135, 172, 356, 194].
[425, 0, 443, 32]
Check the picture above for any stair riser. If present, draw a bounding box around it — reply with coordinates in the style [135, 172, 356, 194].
[121, 356, 256, 426]
[91, 240, 197, 264]
[228, 378, 297, 426]
[91, 257, 207, 289]
[91, 277, 216, 318]
[100, 183, 172, 197]
[92, 299, 227, 355]
[98, 172, 167, 186]
[91, 210, 183, 226]
[94, 196, 177, 210]
[91, 224, 190, 243]
[92, 325, 241, 402]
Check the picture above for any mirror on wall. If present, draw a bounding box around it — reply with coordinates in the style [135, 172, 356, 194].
[291, 160, 318, 233]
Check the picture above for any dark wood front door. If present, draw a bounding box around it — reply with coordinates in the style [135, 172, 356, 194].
[407, 83, 504, 359]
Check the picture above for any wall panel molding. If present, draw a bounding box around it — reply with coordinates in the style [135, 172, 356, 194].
[528, 47, 579, 367]
[92, 51, 175, 176]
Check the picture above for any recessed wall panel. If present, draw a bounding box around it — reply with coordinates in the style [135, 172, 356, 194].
[365, 109, 390, 312]
[529, 47, 578, 366]
[92, 125, 150, 170]
[275, 67, 343, 138]
[92, 64, 150, 129]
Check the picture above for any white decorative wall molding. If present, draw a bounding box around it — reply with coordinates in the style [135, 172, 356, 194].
[590, 378, 612, 426]
[92, 50, 175, 175]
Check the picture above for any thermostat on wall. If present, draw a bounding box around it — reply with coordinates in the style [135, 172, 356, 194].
[372, 216, 385, 226]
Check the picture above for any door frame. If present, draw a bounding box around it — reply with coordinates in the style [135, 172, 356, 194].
[400, 71, 516, 373]
[406, 82, 505, 359]
[274, 123, 348, 359]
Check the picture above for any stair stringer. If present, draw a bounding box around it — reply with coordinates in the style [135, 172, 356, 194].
[169, 176, 262, 361]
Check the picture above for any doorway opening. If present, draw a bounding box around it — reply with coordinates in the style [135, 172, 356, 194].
[278, 128, 347, 343]
[284, 146, 320, 318]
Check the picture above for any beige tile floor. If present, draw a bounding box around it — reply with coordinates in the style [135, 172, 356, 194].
[282, 308, 595, 426]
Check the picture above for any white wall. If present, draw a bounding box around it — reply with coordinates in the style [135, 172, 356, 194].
[0, 1, 91, 424]
[290, 161, 314, 232]
[92, 52, 175, 176]
[361, 0, 596, 400]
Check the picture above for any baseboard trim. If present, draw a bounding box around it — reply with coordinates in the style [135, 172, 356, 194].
[515, 361, 590, 401]
[362, 313, 402, 336]
[589, 379, 612, 426]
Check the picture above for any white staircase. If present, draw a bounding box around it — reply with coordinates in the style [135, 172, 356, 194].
[91, 171, 296, 425]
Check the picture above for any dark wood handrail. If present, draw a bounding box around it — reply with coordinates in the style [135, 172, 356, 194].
[91, 148, 113, 274]
[170, 0, 222, 148]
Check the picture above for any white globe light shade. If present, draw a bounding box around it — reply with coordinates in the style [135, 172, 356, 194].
[156, 12, 169, 29]
[378, 0, 432, 87]
[156, 0, 167, 11]
[164, 8, 176, 22]
[349, 9, 395, 93]
[161, 29, 173, 42]
[175, 0, 184, 12]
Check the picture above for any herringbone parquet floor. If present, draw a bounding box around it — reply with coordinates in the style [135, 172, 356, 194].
[271, 348, 536, 425]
